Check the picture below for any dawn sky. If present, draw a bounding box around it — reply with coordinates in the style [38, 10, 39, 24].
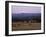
[12, 5, 41, 14]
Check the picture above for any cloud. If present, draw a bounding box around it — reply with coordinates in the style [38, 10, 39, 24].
[12, 6, 41, 14]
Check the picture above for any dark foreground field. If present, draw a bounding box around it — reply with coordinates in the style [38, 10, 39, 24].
[12, 21, 41, 31]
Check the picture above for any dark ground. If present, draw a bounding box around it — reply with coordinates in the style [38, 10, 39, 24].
[12, 21, 41, 31]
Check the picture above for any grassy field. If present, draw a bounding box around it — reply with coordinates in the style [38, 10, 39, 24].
[12, 21, 41, 31]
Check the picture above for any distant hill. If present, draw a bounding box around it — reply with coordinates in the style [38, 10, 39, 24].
[12, 13, 41, 22]
[12, 13, 41, 17]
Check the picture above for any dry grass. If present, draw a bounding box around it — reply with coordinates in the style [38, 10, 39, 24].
[12, 21, 41, 31]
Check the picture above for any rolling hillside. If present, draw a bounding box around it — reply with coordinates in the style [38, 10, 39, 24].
[12, 13, 41, 22]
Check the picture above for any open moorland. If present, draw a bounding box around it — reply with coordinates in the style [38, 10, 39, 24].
[12, 21, 41, 31]
[12, 13, 41, 31]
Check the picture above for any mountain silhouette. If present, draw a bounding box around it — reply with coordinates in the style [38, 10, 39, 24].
[12, 13, 41, 22]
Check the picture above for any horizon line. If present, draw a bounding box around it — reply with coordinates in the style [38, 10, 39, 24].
[12, 13, 41, 14]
